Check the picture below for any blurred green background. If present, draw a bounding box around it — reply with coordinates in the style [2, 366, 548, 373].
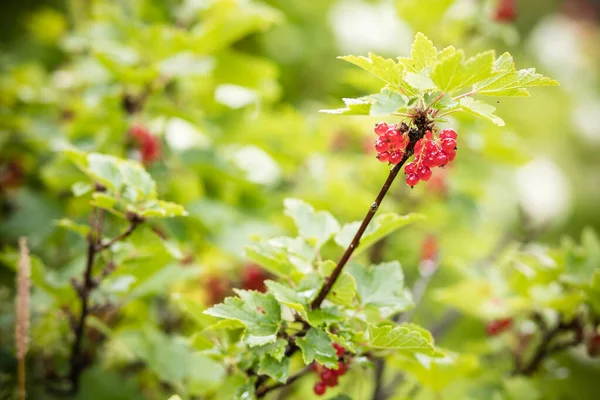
[1, 0, 600, 399]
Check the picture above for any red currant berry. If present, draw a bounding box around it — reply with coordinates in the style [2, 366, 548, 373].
[423, 153, 437, 168]
[389, 151, 403, 165]
[440, 128, 457, 140]
[321, 369, 334, 381]
[325, 374, 338, 387]
[404, 162, 416, 175]
[335, 361, 348, 376]
[414, 139, 424, 155]
[417, 165, 432, 181]
[241, 264, 268, 292]
[385, 129, 400, 145]
[377, 152, 390, 162]
[374, 122, 389, 136]
[313, 382, 326, 396]
[424, 140, 437, 154]
[311, 362, 320, 373]
[485, 318, 513, 336]
[445, 149, 456, 162]
[333, 343, 346, 357]
[494, 0, 517, 22]
[441, 138, 456, 153]
[587, 333, 600, 357]
[375, 138, 388, 152]
[398, 134, 408, 149]
[406, 173, 420, 187]
[434, 152, 449, 167]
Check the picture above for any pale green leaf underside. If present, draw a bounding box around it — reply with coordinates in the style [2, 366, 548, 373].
[368, 323, 439, 356]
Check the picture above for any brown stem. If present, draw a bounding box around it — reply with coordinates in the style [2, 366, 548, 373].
[310, 159, 407, 309]
[68, 210, 142, 393]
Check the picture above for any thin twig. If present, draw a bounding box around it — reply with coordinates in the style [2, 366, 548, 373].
[310, 159, 407, 309]
[96, 215, 144, 252]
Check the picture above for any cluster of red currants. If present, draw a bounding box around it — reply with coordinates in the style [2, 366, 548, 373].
[373, 122, 410, 165]
[129, 124, 162, 165]
[312, 343, 349, 396]
[486, 318, 513, 336]
[403, 128, 458, 188]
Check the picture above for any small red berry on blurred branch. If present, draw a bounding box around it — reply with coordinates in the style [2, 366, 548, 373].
[494, 0, 517, 23]
[241, 264, 270, 292]
[129, 124, 162, 165]
[486, 318, 513, 336]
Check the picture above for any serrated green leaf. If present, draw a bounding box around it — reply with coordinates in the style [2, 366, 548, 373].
[284, 198, 340, 248]
[370, 88, 408, 116]
[335, 213, 423, 256]
[307, 307, 344, 326]
[405, 70, 437, 91]
[431, 49, 465, 93]
[264, 280, 307, 313]
[338, 53, 404, 87]
[245, 243, 294, 278]
[87, 153, 123, 192]
[258, 355, 290, 383]
[348, 261, 413, 317]
[474, 52, 559, 97]
[296, 328, 338, 368]
[461, 50, 496, 88]
[398, 32, 437, 73]
[320, 261, 356, 308]
[253, 338, 288, 362]
[320, 97, 371, 115]
[367, 323, 438, 356]
[91, 192, 118, 211]
[204, 290, 281, 347]
[136, 200, 188, 218]
[459, 97, 505, 126]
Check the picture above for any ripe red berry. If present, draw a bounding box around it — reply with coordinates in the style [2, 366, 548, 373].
[375, 138, 388, 152]
[587, 333, 600, 357]
[404, 162, 416, 175]
[414, 139, 424, 155]
[389, 151, 403, 165]
[312, 362, 321, 373]
[385, 129, 401, 145]
[494, 0, 517, 22]
[440, 128, 457, 140]
[423, 153, 437, 168]
[445, 149, 456, 162]
[441, 138, 456, 152]
[406, 173, 419, 187]
[333, 343, 345, 357]
[321, 369, 334, 381]
[486, 318, 513, 336]
[425, 130, 433, 140]
[417, 165, 432, 181]
[313, 382, 326, 396]
[325, 374, 338, 387]
[335, 361, 348, 376]
[377, 152, 390, 162]
[241, 264, 268, 292]
[424, 140, 437, 154]
[374, 122, 389, 135]
[434, 152, 449, 167]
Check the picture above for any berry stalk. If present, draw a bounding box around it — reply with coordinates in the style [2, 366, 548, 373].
[310, 150, 411, 309]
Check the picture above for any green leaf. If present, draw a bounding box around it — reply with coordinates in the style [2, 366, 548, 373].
[204, 290, 281, 347]
[398, 32, 437, 73]
[348, 261, 413, 317]
[296, 328, 339, 368]
[404, 70, 437, 92]
[253, 339, 288, 362]
[335, 213, 423, 256]
[245, 243, 293, 278]
[284, 198, 340, 248]
[320, 97, 371, 115]
[72, 181, 92, 197]
[320, 260, 357, 308]
[474, 52, 559, 97]
[430, 49, 465, 93]
[338, 53, 404, 88]
[264, 280, 307, 313]
[367, 323, 439, 356]
[258, 355, 290, 383]
[136, 200, 188, 218]
[87, 153, 123, 192]
[459, 97, 505, 126]
[461, 50, 496, 89]
[55, 218, 90, 237]
[370, 88, 408, 116]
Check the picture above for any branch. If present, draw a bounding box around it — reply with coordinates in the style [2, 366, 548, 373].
[67, 210, 143, 393]
[310, 156, 409, 309]
[16, 237, 31, 400]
